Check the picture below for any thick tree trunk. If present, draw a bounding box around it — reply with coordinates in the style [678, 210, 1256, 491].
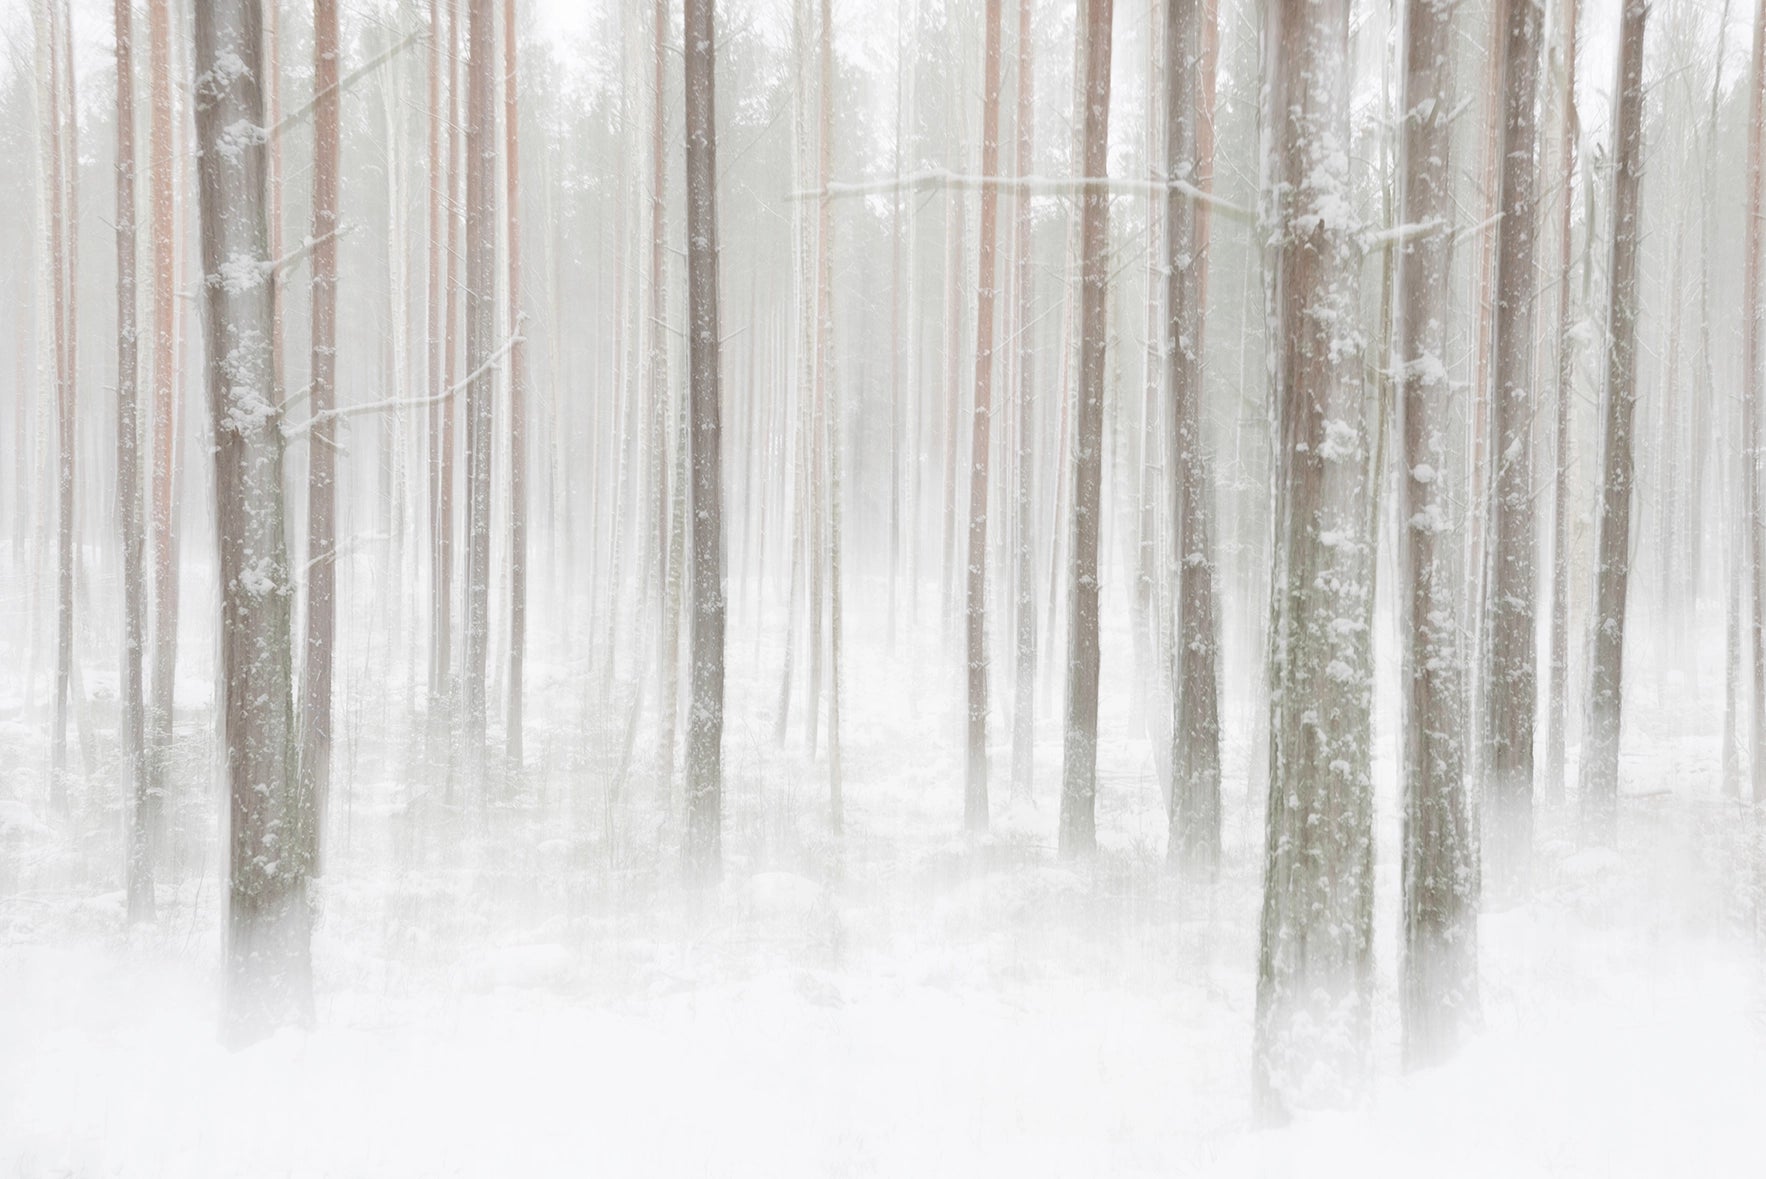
[1252, 0, 1374, 1122]
[1483, 0, 1545, 901]
[298, 0, 341, 877]
[682, 0, 726, 883]
[1057, 0, 1114, 860]
[965, 0, 1004, 832]
[115, 0, 153, 923]
[1395, 0, 1477, 1068]
[1164, 0, 1223, 880]
[1578, 0, 1649, 842]
[194, 0, 312, 1043]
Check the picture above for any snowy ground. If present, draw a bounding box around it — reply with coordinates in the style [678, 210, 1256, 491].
[4, 562, 1765, 1177]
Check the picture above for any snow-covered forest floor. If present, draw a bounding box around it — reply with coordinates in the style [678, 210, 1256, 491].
[4, 560, 1764, 1177]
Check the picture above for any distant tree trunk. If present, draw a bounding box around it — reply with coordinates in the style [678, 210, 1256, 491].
[146, 0, 179, 843]
[647, 0, 676, 793]
[1164, 0, 1223, 879]
[682, 0, 726, 882]
[504, 0, 528, 771]
[1009, 0, 1038, 797]
[818, 0, 844, 826]
[462, 0, 497, 782]
[1057, 0, 1114, 859]
[426, 0, 447, 714]
[115, 0, 153, 923]
[1743, 0, 1766, 806]
[1395, 0, 1476, 1068]
[1252, 0, 1374, 1122]
[1483, 0, 1545, 901]
[298, 0, 341, 877]
[965, 0, 1004, 832]
[1545, 0, 1580, 805]
[194, 0, 312, 1043]
[42, 0, 75, 808]
[1578, 0, 1648, 841]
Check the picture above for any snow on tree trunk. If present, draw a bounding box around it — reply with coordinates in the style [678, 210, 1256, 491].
[1251, 0, 1375, 1122]
[505, 0, 529, 772]
[1057, 0, 1114, 860]
[462, 0, 498, 786]
[1010, 0, 1039, 799]
[193, 0, 313, 1043]
[1545, 0, 1580, 805]
[1746, 0, 1766, 805]
[1396, 0, 1477, 1068]
[115, 0, 153, 923]
[1165, 0, 1222, 881]
[1482, 0, 1545, 902]
[682, 0, 726, 883]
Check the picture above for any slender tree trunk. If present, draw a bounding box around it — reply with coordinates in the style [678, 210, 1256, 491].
[1009, 0, 1038, 798]
[1742, 0, 1766, 805]
[195, 0, 312, 1043]
[1252, 0, 1374, 1122]
[682, 0, 726, 882]
[146, 0, 179, 845]
[818, 0, 843, 826]
[115, 0, 153, 923]
[298, 0, 341, 878]
[1578, 0, 1649, 842]
[43, 0, 75, 809]
[462, 0, 497, 784]
[504, 0, 528, 771]
[648, 0, 676, 792]
[1057, 0, 1114, 860]
[1395, 0, 1476, 1068]
[1483, 0, 1545, 901]
[1545, 0, 1580, 805]
[965, 0, 1004, 832]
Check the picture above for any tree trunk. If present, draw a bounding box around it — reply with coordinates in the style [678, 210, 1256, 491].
[115, 0, 153, 923]
[1395, 0, 1477, 1068]
[1009, 0, 1038, 798]
[462, 0, 497, 785]
[1545, 0, 1580, 805]
[194, 0, 312, 1043]
[1578, 0, 1648, 842]
[1483, 0, 1545, 901]
[1252, 0, 1374, 1122]
[682, 0, 726, 883]
[965, 0, 1004, 832]
[299, 0, 341, 878]
[1747, 0, 1766, 805]
[818, 0, 844, 827]
[146, 0, 179, 847]
[504, 0, 528, 772]
[1164, 0, 1223, 879]
[1057, 0, 1114, 860]
[42, 0, 75, 809]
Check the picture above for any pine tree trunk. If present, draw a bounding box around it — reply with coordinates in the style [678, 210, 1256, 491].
[195, 0, 312, 1043]
[1746, 0, 1766, 805]
[1009, 0, 1038, 798]
[504, 0, 528, 772]
[146, 0, 179, 846]
[1165, 0, 1223, 880]
[1057, 0, 1114, 860]
[965, 0, 1004, 832]
[1578, 0, 1649, 842]
[1252, 0, 1374, 1122]
[1545, 0, 1580, 805]
[1395, 0, 1477, 1067]
[462, 0, 497, 784]
[818, 0, 844, 827]
[42, 0, 75, 809]
[115, 0, 153, 923]
[682, 0, 726, 883]
[1483, 0, 1545, 901]
[299, 0, 341, 878]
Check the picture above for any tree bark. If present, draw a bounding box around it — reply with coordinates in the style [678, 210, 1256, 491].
[1395, 0, 1477, 1068]
[146, 0, 180, 844]
[1578, 0, 1649, 842]
[1057, 0, 1114, 859]
[194, 0, 312, 1043]
[1746, 0, 1766, 805]
[115, 0, 154, 923]
[682, 0, 726, 883]
[1483, 0, 1545, 901]
[965, 0, 1004, 832]
[504, 0, 529, 771]
[1164, 0, 1223, 880]
[1009, 0, 1038, 798]
[1252, 0, 1374, 1122]
[1545, 0, 1580, 805]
